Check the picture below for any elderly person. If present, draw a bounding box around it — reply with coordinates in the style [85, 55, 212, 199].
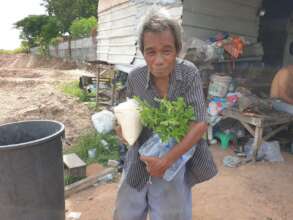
[114, 8, 217, 220]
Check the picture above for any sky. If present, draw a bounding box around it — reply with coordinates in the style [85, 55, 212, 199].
[0, 0, 46, 50]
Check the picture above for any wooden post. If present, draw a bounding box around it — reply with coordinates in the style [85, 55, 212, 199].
[111, 69, 116, 106]
[96, 64, 100, 110]
[252, 126, 263, 162]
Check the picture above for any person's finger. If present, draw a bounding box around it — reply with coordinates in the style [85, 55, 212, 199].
[140, 156, 154, 162]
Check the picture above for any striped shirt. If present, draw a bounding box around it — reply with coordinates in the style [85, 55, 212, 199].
[124, 58, 217, 191]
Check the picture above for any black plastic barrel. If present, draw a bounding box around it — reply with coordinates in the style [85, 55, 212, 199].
[0, 120, 65, 220]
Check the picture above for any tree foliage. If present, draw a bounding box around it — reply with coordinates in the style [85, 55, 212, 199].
[70, 16, 97, 39]
[42, 0, 98, 33]
[14, 15, 61, 49]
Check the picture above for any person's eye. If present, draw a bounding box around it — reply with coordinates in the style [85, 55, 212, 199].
[147, 51, 155, 56]
[163, 50, 172, 55]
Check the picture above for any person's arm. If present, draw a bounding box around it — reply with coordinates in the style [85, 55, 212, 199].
[279, 89, 293, 105]
[141, 68, 207, 177]
[278, 71, 293, 105]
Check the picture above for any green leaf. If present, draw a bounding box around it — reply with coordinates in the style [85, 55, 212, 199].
[134, 96, 197, 142]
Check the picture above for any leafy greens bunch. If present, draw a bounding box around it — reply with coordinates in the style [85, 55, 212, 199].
[134, 96, 196, 143]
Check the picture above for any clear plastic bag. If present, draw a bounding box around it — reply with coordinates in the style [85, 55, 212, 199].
[113, 98, 143, 146]
[244, 139, 284, 162]
[91, 110, 116, 134]
[139, 133, 195, 181]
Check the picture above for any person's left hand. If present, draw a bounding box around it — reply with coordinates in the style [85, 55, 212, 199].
[140, 156, 171, 177]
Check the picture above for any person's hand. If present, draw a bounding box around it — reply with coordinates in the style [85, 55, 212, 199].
[115, 125, 128, 145]
[140, 156, 171, 177]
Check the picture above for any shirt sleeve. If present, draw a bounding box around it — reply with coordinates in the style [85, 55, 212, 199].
[185, 69, 207, 122]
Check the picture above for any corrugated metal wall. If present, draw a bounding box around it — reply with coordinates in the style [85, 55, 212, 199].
[182, 0, 262, 42]
[98, 0, 129, 13]
[96, 0, 183, 66]
[97, 0, 264, 68]
[96, 1, 137, 64]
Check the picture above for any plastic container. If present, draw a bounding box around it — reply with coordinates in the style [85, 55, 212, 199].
[214, 131, 235, 150]
[88, 148, 97, 159]
[0, 120, 65, 220]
[139, 134, 195, 181]
[208, 74, 232, 97]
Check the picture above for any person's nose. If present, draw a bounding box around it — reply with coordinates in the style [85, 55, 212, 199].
[154, 53, 164, 65]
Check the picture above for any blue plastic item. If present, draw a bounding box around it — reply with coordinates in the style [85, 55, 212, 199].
[139, 134, 195, 181]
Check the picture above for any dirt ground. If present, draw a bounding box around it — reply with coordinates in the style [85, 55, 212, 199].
[66, 147, 293, 220]
[0, 54, 93, 145]
[1, 54, 293, 220]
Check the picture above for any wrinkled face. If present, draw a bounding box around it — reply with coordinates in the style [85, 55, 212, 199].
[143, 30, 177, 79]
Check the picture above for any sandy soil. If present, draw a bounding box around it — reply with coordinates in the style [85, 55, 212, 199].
[0, 54, 93, 145]
[1, 54, 293, 220]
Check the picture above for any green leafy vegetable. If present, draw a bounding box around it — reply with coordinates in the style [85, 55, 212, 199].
[134, 96, 196, 143]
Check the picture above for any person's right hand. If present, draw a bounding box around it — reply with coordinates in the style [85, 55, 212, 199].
[115, 125, 128, 145]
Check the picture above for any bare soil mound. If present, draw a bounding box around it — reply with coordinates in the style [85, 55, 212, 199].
[0, 54, 77, 69]
[0, 54, 93, 146]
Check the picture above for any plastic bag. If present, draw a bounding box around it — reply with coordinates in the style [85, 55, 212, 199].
[114, 99, 143, 146]
[244, 139, 284, 162]
[139, 133, 195, 181]
[184, 38, 220, 64]
[91, 110, 116, 134]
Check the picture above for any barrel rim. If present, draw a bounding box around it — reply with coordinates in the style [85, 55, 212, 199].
[0, 120, 65, 150]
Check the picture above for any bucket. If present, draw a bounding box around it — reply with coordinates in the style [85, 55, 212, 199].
[0, 120, 65, 220]
[208, 74, 232, 97]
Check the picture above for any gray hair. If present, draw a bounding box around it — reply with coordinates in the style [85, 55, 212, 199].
[138, 8, 182, 54]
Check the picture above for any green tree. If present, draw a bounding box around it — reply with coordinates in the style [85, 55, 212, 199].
[15, 15, 61, 49]
[70, 16, 97, 39]
[42, 0, 98, 34]
[15, 15, 48, 48]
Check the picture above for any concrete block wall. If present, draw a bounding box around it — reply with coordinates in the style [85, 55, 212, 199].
[31, 37, 97, 62]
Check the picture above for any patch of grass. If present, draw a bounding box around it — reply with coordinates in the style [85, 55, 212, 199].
[0, 48, 27, 54]
[64, 175, 85, 186]
[60, 80, 95, 102]
[65, 129, 119, 166]
[85, 101, 97, 111]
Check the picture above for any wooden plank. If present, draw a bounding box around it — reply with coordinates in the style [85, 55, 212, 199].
[222, 110, 263, 127]
[98, 26, 136, 39]
[63, 153, 86, 169]
[99, 9, 136, 25]
[182, 10, 258, 38]
[183, 0, 259, 22]
[239, 121, 255, 137]
[226, 0, 262, 8]
[263, 123, 290, 141]
[98, 16, 136, 31]
[98, 0, 129, 13]
[65, 168, 116, 198]
[98, 36, 136, 45]
[252, 126, 263, 162]
[264, 117, 293, 127]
